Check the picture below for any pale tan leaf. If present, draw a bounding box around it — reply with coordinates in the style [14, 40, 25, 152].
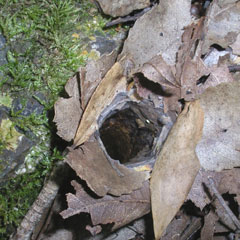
[53, 75, 82, 142]
[74, 62, 126, 146]
[150, 100, 204, 239]
[80, 50, 118, 109]
[196, 81, 240, 171]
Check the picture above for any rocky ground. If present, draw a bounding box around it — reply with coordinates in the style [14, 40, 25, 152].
[0, 1, 125, 238]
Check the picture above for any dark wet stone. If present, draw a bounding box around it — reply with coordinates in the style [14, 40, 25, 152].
[12, 92, 46, 117]
[10, 39, 32, 55]
[0, 135, 34, 185]
[0, 33, 7, 66]
[88, 36, 117, 55]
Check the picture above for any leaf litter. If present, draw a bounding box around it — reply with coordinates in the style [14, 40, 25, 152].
[20, 0, 240, 239]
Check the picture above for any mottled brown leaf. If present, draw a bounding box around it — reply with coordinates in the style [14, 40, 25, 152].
[53, 75, 82, 142]
[187, 168, 240, 210]
[196, 81, 240, 171]
[150, 100, 204, 239]
[202, 0, 240, 54]
[53, 97, 82, 142]
[65, 140, 149, 197]
[118, 0, 191, 71]
[60, 180, 150, 231]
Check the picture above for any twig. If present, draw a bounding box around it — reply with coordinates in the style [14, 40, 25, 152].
[10, 161, 67, 240]
[105, 6, 152, 28]
[228, 65, 240, 73]
[208, 177, 240, 230]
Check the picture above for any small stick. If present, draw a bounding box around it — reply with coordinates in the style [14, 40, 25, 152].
[208, 177, 240, 230]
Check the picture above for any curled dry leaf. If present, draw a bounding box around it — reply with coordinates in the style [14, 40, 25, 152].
[202, 0, 240, 54]
[65, 140, 149, 197]
[150, 100, 204, 239]
[196, 81, 240, 171]
[118, 0, 192, 71]
[80, 50, 118, 109]
[134, 55, 180, 112]
[96, 0, 150, 17]
[60, 180, 150, 231]
[74, 62, 127, 146]
[53, 76, 82, 142]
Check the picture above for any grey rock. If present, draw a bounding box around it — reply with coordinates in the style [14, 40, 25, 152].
[12, 92, 46, 117]
[0, 108, 35, 185]
[0, 33, 7, 66]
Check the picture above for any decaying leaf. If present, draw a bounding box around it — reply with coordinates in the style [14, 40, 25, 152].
[202, 0, 240, 54]
[196, 81, 240, 171]
[118, 0, 192, 72]
[80, 50, 118, 109]
[53, 76, 82, 142]
[150, 100, 204, 239]
[187, 168, 240, 210]
[66, 140, 149, 196]
[74, 62, 127, 146]
[60, 180, 150, 231]
[96, 0, 150, 17]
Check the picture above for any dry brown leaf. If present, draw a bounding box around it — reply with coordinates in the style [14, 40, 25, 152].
[96, 0, 150, 17]
[65, 73, 80, 98]
[60, 180, 150, 231]
[53, 76, 82, 142]
[118, 0, 192, 71]
[80, 50, 118, 109]
[66, 140, 149, 196]
[196, 81, 240, 171]
[74, 62, 127, 146]
[202, 0, 240, 54]
[150, 100, 204, 239]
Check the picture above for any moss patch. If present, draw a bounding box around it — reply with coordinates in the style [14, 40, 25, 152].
[0, 119, 22, 151]
[0, 0, 118, 238]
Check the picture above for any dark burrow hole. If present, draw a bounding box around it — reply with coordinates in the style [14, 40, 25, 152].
[99, 106, 159, 164]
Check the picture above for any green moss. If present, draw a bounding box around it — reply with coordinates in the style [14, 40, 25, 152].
[0, 119, 22, 152]
[0, 94, 12, 107]
[0, 0, 119, 238]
